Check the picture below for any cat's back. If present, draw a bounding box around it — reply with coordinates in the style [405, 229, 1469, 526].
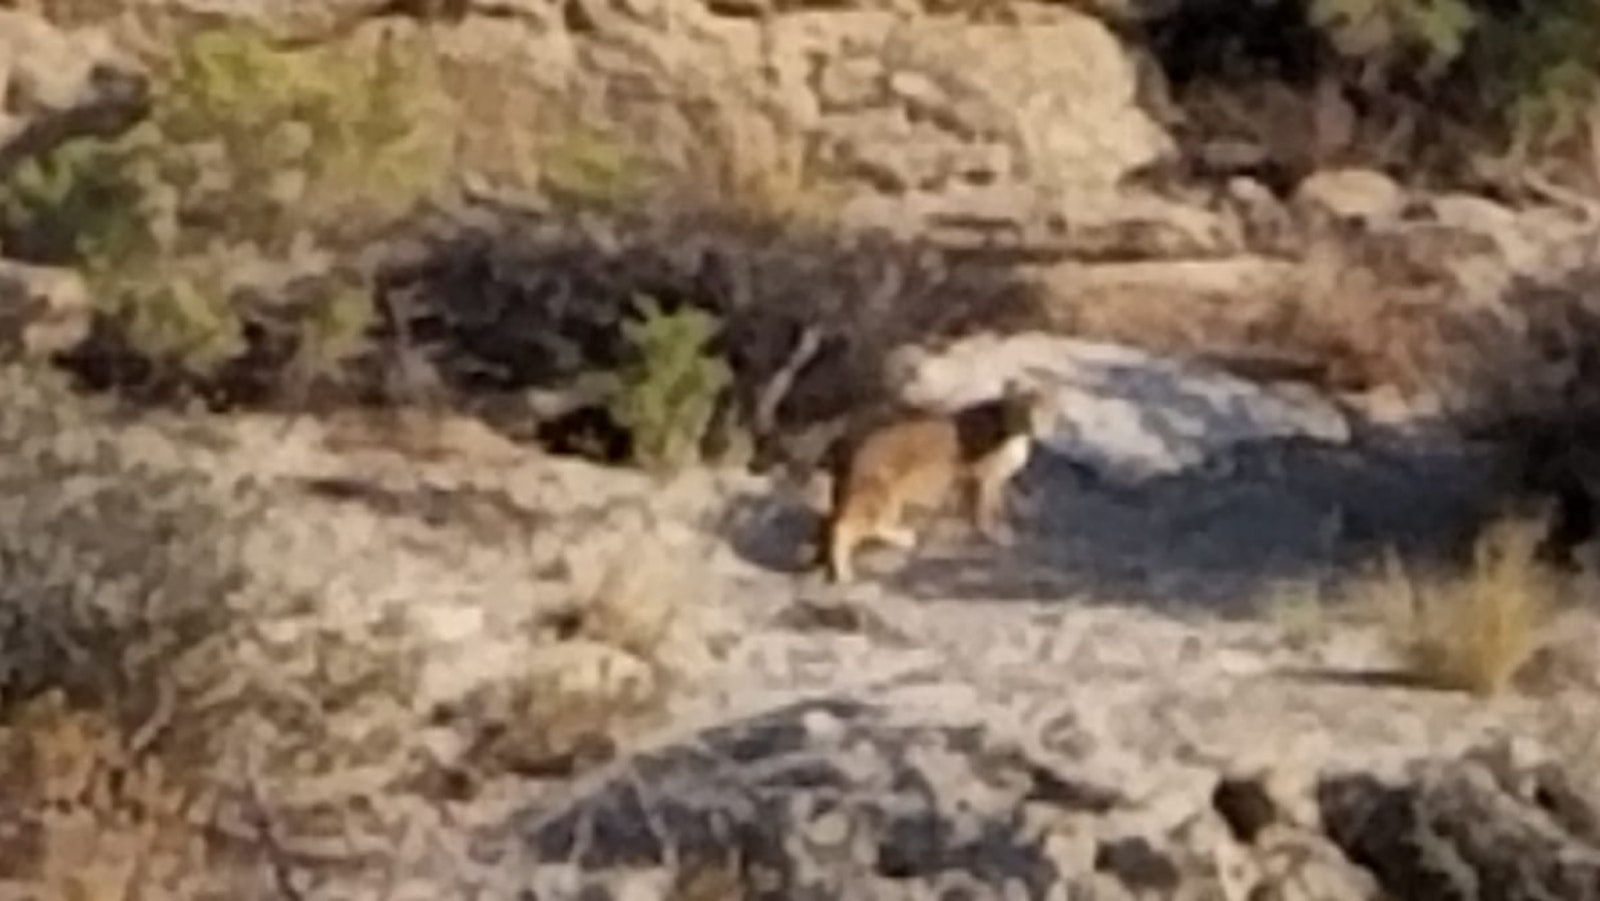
[833, 413, 963, 500]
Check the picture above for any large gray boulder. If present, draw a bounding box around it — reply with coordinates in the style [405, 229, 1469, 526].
[412, 0, 1180, 249]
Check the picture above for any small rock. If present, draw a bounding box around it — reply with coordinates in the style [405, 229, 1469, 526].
[1228, 175, 1301, 251]
[1094, 835, 1182, 892]
[816, 56, 887, 111]
[1294, 168, 1406, 227]
[0, 261, 91, 361]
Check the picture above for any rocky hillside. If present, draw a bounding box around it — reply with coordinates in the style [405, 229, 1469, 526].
[6, 0, 1600, 444]
[4, 2, 1600, 899]
[4, 355, 1600, 900]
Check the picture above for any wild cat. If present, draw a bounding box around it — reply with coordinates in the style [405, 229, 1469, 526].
[816, 378, 1054, 583]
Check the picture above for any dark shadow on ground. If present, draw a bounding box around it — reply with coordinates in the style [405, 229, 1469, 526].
[718, 430, 1511, 618]
[1268, 665, 1473, 692]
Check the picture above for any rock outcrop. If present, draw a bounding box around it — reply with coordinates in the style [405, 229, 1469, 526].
[1319, 746, 1600, 901]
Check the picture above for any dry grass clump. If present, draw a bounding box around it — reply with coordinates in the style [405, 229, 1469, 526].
[573, 536, 700, 668]
[1278, 237, 1469, 394]
[0, 689, 218, 899]
[543, 509, 705, 705]
[676, 87, 844, 230]
[1256, 577, 1334, 650]
[416, 504, 710, 793]
[1365, 513, 1562, 696]
[0, 364, 250, 719]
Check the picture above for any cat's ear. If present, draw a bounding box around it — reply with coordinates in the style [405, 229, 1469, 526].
[1005, 371, 1048, 397]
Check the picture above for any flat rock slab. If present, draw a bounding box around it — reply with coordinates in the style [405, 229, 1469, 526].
[476, 675, 1600, 901]
[484, 685, 1143, 900]
[897, 332, 1353, 483]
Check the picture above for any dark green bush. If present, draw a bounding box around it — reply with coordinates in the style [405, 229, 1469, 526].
[1471, 0, 1600, 162]
[1314, 0, 1600, 172]
[1148, 0, 1600, 187]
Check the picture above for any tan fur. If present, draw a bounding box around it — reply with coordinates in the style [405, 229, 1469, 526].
[818, 379, 1053, 583]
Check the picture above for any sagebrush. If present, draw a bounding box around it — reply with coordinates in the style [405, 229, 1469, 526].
[609, 295, 734, 474]
[0, 23, 453, 389]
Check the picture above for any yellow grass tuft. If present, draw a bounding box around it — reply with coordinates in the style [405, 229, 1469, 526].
[1367, 513, 1559, 697]
[1257, 577, 1330, 649]
[0, 690, 207, 897]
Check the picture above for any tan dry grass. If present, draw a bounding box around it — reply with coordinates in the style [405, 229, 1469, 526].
[561, 509, 709, 676]
[0, 690, 212, 899]
[440, 509, 710, 787]
[1044, 235, 1476, 398]
[1256, 577, 1333, 650]
[1365, 513, 1560, 697]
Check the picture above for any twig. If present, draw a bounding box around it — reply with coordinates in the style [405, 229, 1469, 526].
[753, 324, 824, 440]
[1521, 169, 1600, 224]
[1589, 98, 1600, 200]
[127, 675, 175, 755]
[241, 750, 310, 901]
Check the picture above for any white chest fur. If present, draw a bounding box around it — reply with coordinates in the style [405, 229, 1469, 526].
[986, 433, 1034, 482]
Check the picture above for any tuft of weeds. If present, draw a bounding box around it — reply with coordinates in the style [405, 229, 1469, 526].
[434, 511, 702, 789]
[558, 506, 705, 683]
[1367, 513, 1560, 697]
[608, 294, 735, 476]
[1258, 578, 1332, 650]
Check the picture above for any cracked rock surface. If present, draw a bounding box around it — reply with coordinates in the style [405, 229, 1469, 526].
[2, 361, 1600, 900]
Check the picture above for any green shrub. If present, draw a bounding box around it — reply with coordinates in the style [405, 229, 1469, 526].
[285, 273, 378, 391]
[608, 295, 734, 475]
[0, 135, 155, 267]
[0, 23, 451, 388]
[152, 24, 451, 248]
[1303, 0, 1600, 170]
[1308, 0, 1476, 74]
[1473, 0, 1600, 160]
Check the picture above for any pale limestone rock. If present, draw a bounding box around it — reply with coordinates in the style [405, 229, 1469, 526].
[1294, 168, 1407, 226]
[893, 331, 1352, 482]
